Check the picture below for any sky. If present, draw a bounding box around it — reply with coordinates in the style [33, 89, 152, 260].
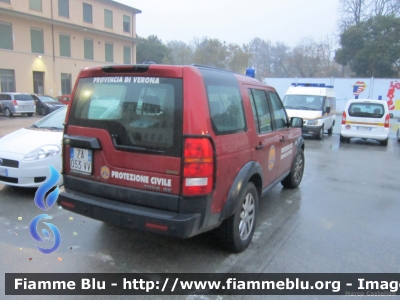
[116, 0, 340, 47]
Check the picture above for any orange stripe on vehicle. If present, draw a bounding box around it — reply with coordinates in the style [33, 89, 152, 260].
[345, 121, 384, 126]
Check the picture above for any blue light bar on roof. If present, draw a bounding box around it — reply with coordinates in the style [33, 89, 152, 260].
[291, 83, 334, 88]
[245, 68, 255, 78]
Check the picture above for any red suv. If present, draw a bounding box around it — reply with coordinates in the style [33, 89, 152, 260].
[58, 64, 304, 252]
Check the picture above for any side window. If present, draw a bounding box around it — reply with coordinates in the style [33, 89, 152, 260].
[323, 97, 329, 112]
[268, 92, 288, 130]
[207, 85, 246, 134]
[249, 89, 272, 133]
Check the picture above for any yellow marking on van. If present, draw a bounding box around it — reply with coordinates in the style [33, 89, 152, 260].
[345, 121, 384, 126]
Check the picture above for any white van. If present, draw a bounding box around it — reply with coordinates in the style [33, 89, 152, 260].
[340, 98, 390, 146]
[282, 83, 336, 140]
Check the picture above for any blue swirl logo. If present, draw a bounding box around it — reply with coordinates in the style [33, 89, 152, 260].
[29, 165, 62, 254]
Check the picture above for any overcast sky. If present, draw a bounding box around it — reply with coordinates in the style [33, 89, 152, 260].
[116, 0, 340, 47]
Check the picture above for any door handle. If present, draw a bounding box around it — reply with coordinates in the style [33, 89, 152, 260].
[256, 144, 264, 150]
[279, 136, 286, 142]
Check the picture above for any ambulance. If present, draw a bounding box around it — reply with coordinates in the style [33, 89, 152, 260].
[282, 83, 336, 140]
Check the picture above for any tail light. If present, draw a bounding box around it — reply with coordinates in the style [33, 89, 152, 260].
[341, 111, 346, 125]
[182, 138, 214, 196]
[12, 100, 18, 106]
[384, 114, 390, 128]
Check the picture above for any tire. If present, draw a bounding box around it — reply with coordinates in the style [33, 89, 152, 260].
[217, 182, 258, 253]
[281, 148, 305, 188]
[316, 126, 324, 140]
[4, 108, 12, 117]
[327, 121, 334, 135]
[40, 107, 47, 116]
[396, 129, 400, 142]
[27, 113, 33, 117]
[380, 138, 388, 146]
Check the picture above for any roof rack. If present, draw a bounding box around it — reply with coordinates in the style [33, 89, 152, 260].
[291, 83, 334, 88]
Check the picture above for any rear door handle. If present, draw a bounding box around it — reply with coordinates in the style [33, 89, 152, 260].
[256, 144, 264, 150]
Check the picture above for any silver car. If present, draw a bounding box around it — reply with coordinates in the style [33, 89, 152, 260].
[0, 92, 36, 117]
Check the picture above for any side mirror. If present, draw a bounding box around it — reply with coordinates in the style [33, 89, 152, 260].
[325, 106, 331, 114]
[389, 113, 393, 119]
[291, 117, 303, 128]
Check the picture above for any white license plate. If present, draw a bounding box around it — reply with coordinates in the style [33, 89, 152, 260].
[357, 126, 371, 131]
[70, 148, 92, 174]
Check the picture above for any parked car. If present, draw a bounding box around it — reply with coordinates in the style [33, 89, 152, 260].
[0, 92, 35, 117]
[56, 94, 71, 105]
[283, 83, 336, 140]
[0, 106, 67, 187]
[31, 94, 66, 115]
[58, 64, 305, 253]
[340, 98, 390, 146]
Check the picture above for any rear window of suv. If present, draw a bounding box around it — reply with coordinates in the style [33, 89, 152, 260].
[348, 103, 384, 118]
[68, 77, 183, 157]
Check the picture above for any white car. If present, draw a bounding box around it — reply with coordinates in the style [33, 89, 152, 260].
[0, 106, 67, 187]
[340, 99, 390, 146]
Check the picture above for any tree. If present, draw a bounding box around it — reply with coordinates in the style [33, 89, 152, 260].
[192, 38, 228, 68]
[226, 43, 251, 74]
[335, 15, 400, 77]
[288, 38, 321, 77]
[248, 38, 273, 80]
[338, 0, 400, 30]
[136, 35, 171, 64]
[338, 0, 369, 30]
[269, 42, 290, 77]
[167, 40, 193, 65]
[371, 0, 400, 17]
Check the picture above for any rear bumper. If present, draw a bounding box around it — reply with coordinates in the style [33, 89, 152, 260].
[58, 189, 203, 238]
[58, 175, 217, 238]
[340, 126, 389, 140]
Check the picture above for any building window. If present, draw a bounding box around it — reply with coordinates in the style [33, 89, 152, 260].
[123, 45, 131, 64]
[104, 9, 113, 29]
[30, 28, 44, 54]
[84, 38, 93, 60]
[0, 69, 15, 92]
[58, 0, 69, 18]
[83, 3, 92, 23]
[29, 0, 42, 11]
[61, 73, 72, 94]
[123, 15, 130, 33]
[105, 42, 113, 62]
[59, 33, 71, 57]
[0, 22, 13, 50]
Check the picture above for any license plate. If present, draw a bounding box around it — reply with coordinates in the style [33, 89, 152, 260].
[357, 126, 371, 131]
[70, 148, 92, 174]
